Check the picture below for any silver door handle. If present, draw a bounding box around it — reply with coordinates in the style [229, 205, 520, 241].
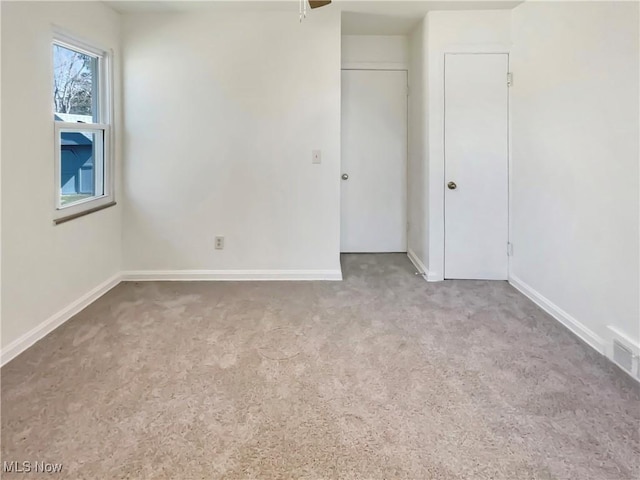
[342, 174, 349, 180]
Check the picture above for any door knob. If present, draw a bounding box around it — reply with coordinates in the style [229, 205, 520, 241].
[342, 173, 349, 180]
[447, 181, 457, 190]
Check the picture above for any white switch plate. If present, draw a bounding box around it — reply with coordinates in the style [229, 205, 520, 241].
[312, 150, 321, 164]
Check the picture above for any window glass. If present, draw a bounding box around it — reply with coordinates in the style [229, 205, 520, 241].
[53, 44, 98, 123]
[58, 130, 104, 206]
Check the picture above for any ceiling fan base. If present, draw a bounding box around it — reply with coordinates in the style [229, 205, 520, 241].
[308, 0, 332, 9]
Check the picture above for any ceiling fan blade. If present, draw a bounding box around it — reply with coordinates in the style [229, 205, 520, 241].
[308, 0, 332, 8]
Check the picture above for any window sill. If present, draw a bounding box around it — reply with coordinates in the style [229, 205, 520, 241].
[53, 201, 116, 225]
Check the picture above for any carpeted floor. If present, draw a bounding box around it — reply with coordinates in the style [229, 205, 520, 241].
[1, 254, 639, 479]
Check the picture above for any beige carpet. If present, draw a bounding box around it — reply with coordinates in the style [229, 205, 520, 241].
[1, 254, 639, 479]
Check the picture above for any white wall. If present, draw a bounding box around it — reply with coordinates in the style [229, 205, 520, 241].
[122, 10, 342, 275]
[341, 35, 408, 67]
[1, 2, 122, 351]
[426, 10, 512, 280]
[510, 1, 640, 350]
[407, 18, 429, 271]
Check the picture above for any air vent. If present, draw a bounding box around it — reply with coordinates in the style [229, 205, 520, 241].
[606, 326, 639, 382]
[613, 340, 633, 372]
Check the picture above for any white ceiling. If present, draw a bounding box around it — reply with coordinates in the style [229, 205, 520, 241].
[104, 1, 291, 13]
[341, 0, 520, 34]
[104, 0, 522, 34]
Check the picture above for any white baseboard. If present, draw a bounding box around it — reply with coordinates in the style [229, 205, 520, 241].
[508, 274, 605, 355]
[426, 271, 443, 282]
[1, 273, 122, 367]
[407, 249, 428, 281]
[121, 269, 343, 282]
[407, 249, 442, 282]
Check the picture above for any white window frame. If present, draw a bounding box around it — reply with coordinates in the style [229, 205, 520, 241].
[53, 30, 114, 221]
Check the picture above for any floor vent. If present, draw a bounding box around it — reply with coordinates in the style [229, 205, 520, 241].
[613, 340, 634, 373]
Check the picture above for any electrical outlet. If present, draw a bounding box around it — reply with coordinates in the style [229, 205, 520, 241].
[215, 236, 224, 250]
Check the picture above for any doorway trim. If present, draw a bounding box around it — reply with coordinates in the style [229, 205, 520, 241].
[427, 43, 512, 281]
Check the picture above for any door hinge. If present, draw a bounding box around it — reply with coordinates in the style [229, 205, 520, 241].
[507, 242, 514, 256]
[507, 72, 513, 87]
[406, 85, 410, 97]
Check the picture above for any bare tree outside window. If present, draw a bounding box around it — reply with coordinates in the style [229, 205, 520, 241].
[53, 44, 95, 119]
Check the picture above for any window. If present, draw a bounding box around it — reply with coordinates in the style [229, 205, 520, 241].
[53, 33, 113, 222]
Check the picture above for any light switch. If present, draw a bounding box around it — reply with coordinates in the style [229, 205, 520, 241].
[312, 150, 321, 164]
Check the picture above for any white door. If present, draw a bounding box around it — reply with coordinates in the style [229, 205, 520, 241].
[444, 54, 509, 280]
[341, 69, 407, 253]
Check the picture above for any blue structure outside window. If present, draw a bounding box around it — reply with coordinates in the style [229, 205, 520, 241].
[60, 131, 95, 197]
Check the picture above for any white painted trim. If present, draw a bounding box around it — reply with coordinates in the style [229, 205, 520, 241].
[426, 271, 442, 282]
[1, 273, 122, 366]
[407, 249, 442, 282]
[121, 270, 343, 282]
[407, 249, 428, 279]
[426, 270, 444, 282]
[508, 274, 605, 355]
[341, 62, 408, 71]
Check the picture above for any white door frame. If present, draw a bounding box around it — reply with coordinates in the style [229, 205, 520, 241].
[427, 44, 512, 281]
[340, 66, 409, 253]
